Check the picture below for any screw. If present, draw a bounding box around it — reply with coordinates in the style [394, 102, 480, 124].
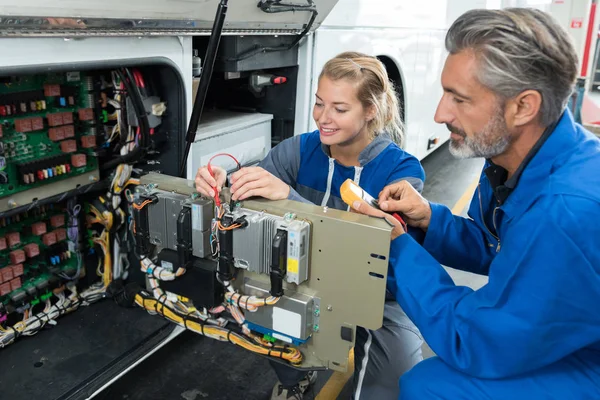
[313, 324, 319, 332]
[314, 309, 320, 317]
[327, 305, 333, 311]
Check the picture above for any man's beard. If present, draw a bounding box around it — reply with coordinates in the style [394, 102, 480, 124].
[447, 108, 512, 159]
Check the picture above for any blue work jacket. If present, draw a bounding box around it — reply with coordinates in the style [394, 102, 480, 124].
[388, 110, 600, 382]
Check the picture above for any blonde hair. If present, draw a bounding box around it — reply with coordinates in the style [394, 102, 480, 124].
[319, 51, 405, 147]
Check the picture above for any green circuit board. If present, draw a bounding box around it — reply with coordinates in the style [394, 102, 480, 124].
[0, 72, 98, 199]
[0, 203, 79, 306]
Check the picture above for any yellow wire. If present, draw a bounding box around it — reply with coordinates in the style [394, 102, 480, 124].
[135, 295, 303, 365]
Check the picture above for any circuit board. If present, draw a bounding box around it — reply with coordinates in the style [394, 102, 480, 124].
[0, 203, 79, 311]
[0, 72, 98, 200]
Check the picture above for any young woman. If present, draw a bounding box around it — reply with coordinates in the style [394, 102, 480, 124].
[195, 52, 425, 400]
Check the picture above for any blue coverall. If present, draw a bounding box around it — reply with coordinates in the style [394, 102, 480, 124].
[388, 109, 600, 399]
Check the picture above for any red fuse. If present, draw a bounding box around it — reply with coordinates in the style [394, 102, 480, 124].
[32, 221, 47, 236]
[10, 277, 21, 291]
[49, 127, 65, 141]
[10, 249, 25, 265]
[24, 243, 40, 258]
[71, 154, 87, 168]
[63, 125, 75, 139]
[15, 118, 32, 133]
[0, 237, 6, 251]
[62, 112, 74, 125]
[12, 264, 24, 277]
[54, 228, 67, 242]
[1, 267, 13, 282]
[78, 108, 94, 121]
[0, 282, 11, 296]
[51, 214, 65, 228]
[31, 117, 44, 131]
[44, 83, 61, 97]
[6, 232, 20, 247]
[81, 135, 96, 148]
[60, 139, 77, 153]
[42, 232, 57, 246]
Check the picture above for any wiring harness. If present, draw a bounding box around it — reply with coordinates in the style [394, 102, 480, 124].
[132, 154, 302, 365]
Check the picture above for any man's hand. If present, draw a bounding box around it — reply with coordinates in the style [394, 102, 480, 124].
[351, 200, 406, 240]
[230, 167, 290, 201]
[379, 181, 432, 231]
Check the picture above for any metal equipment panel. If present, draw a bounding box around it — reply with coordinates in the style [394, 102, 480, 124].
[139, 172, 391, 372]
[0, 0, 339, 36]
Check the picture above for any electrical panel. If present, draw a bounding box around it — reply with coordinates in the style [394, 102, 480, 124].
[0, 64, 173, 351]
[0, 73, 100, 212]
[134, 173, 393, 372]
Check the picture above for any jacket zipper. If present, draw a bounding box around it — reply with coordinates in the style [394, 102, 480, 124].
[477, 183, 501, 252]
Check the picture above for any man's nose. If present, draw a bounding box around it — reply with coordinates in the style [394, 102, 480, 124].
[434, 95, 453, 125]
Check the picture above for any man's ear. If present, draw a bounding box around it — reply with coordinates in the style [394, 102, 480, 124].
[505, 90, 543, 128]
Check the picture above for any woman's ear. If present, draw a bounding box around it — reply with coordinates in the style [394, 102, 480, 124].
[366, 104, 377, 122]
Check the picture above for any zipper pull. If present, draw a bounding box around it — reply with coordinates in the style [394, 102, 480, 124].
[496, 241, 501, 252]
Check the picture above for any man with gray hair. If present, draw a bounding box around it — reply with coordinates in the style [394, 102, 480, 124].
[352, 7, 600, 398]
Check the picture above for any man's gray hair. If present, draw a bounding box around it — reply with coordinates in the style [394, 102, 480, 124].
[446, 8, 578, 126]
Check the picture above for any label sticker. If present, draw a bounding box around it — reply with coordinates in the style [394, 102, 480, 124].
[161, 260, 174, 272]
[66, 72, 81, 82]
[273, 307, 302, 338]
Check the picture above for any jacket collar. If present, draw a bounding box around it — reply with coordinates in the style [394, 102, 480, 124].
[320, 132, 393, 167]
[497, 109, 582, 220]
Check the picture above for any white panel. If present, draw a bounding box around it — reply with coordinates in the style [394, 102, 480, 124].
[273, 307, 302, 339]
[0, 36, 189, 69]
[190, 111, 273, 177]
[294, 33, 316, 135]
[0, 0, 339, 32]
[322, 0, 508, 30]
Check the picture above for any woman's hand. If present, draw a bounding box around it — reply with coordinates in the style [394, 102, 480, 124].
[229, 167, 290, 201]
[195, 165, 227, 198]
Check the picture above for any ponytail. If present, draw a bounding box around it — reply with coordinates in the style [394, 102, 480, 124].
[380, 81, 405, 147]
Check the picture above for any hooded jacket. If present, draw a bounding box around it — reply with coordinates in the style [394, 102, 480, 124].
[259, 130, 425, 208]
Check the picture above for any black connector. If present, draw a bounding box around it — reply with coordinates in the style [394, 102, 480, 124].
[48, 276, 60, 290]
[176, 207, 193, 270]
[269, 229, 287, 297]
[233, 215, 248, 229]
[107, 279, 142, 308]
[10, 291, 27, 307]
[133, 195, 156, 256]
[217, 215, 234, 282]
[26, 286, 37, 298]
[35, 279, 49, 292]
